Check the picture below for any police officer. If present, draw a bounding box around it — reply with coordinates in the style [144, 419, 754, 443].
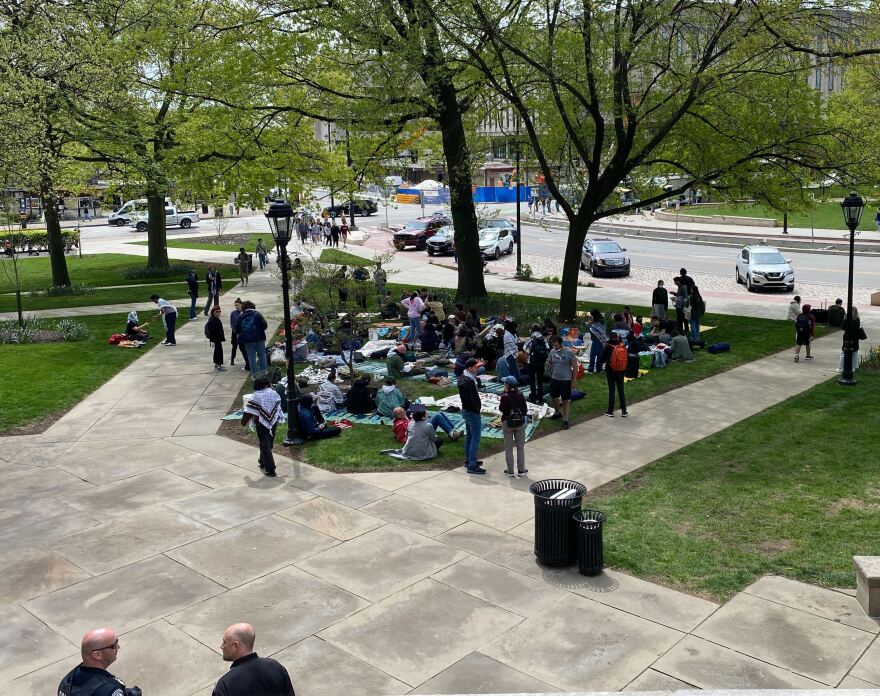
[58, 627, 138, 696]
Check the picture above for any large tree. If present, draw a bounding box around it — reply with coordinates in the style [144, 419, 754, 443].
[443, 0, 848, 318]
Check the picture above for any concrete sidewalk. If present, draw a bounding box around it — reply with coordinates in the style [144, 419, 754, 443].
[2, 259, 878, 694]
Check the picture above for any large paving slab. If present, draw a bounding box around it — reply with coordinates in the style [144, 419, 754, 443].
[652, 635, 827, 689]
[344, 470, 444, 491]
[850, 636, 880, 685]
[361, 494, 467, 537]
[318, 578, 523, 687]
[277, 497, 385, 541]
[166, 515, 337, 588]
[0, 547, 91, 604]
[168, 566, 369, 655]
[437, 521, 540, 577]
[410, 651, 557, 694]
[481, 593, 682, 691]
[49, 508, 215, 574]
[24, 555, 224, 643]
[624, 668, 696, 691]
[286, 466, 390, 507]
[693, 592, 874, 685]
[2, 467, 94, 507]
[0, 606, 77, 684]
[297, 524, 467, 602]
[60, 469, 210, 516]
[273, 637, 409, 696]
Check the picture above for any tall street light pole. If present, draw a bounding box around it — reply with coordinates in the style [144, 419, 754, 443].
[345, 129, 357, 231]
[265, 201, 305, 445]
[839, 191, 864, 386]
[515, 116, 522, 278]
[326, 125, 335, 212]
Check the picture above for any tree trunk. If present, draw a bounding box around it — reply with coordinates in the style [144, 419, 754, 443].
[434, 82, 486, 303]
[558, 217, 591, 321]
[146, 191, 169, 268]
[39, 179, 72, 288]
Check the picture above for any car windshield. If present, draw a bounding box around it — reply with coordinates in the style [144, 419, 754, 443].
[480, 220, 507, 229]
[479, 229, 499, 241]
[435, 225, 453, 237]
[593, 242, 622, 253]
[753, 252, 786, 264]
[402, 222, 427, 232]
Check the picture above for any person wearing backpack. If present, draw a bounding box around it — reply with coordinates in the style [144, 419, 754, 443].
[205, 306, 227, 371]
[602, 333, 628, 417]
[236, 300, 269, 376]
[524, 325, 548, 404]
[794, 303, 815, 362]
[500, 375, 529, 478]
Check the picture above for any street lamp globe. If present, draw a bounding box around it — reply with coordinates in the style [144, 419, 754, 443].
[265, 201, 294, 245]
[840, 191, 864, 229]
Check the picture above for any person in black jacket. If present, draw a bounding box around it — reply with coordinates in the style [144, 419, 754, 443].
[206, 306, 227, 371]
[346, 378, 375, 414]
[457, 357, 485, 474]
[651, 280, 668, 319]
[213, 623, 295, 696]
[58, 628, 138, 696]
[601, 333, 628, 417]
[840, 306, 864, 372]
[204, 266, 222, 315]
[186, 270, 199, 319]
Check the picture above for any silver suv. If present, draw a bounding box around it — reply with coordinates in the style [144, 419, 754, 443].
[735, 245, 795, 292]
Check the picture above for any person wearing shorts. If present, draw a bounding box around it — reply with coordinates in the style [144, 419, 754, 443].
[794, 303, 814, 362]
[546, 335, 578, 429]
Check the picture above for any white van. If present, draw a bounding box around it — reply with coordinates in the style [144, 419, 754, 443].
[108, 200, 149, 226]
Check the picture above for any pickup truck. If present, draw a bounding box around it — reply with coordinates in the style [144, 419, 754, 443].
[129, 206, 200, 232]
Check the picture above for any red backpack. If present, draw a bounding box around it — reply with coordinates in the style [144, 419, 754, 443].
[610, 343, 628, 372]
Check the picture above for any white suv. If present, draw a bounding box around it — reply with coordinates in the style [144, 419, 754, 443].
[735, 245, 795, 292]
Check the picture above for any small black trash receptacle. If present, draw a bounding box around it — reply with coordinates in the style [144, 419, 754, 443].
[529, 479, 587, 566]
[573, 509, 607, 576]
[247, 253, 254, 274]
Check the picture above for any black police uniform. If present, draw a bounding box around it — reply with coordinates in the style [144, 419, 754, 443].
[58, 664, 127, 696]
[212, 652, 295, 696]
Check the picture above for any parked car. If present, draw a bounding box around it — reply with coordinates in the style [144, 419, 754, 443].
[129, 206, 200, 232]
[735, 245, 795, 292]
[426, 225, 455, 256]
[325, 197, 378, 217]
[580, 238, 630, 276]
[393, 216, 451, 250]
[479, 227, 515, 259]
[479, 217, 518, 243]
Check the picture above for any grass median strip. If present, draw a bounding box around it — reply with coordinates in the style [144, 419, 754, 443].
[587, 370, 879, 601]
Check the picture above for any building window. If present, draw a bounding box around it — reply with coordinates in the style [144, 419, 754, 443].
[828, 69, 835, 92]
[814, 66, 821, 91]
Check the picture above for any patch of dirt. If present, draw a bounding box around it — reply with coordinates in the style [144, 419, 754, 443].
[183, 234, 258, 247]
[32, 330, 65, 342]
[755, 539, 795, 556]
[826, 497, 880, 516]
[4, 407, 69, 436]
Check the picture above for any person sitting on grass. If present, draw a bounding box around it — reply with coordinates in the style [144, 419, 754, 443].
[391, 405, 461, 443]
[401, 405, 443, 460]
[668, 329, 695, 362]
[386, 343, 407, 379]
[346, 378, 375, 415]
[421, 322, 441, 352]
[375, 377, 408, 417]
[125, 311, 150, 341]
[316, 369, 346, 415]
[297, 394, 342, 440]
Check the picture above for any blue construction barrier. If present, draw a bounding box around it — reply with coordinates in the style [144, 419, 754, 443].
[473, 186, 532, 203]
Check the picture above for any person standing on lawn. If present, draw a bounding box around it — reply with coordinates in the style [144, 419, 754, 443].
[204, 265, 222, 315]
[186, 269, 199, 320]
[602, 333, 628, 417]
[402, 290, 425, 345]
[500, 375, 528, 478]
[255, 238, 268, 269]
[457, 357, 485, 474]
[151, 294, 178, 346]
[229, 298, 250, 371]
[374, 261, 387, 305]
[651, 279, 668, 320]
[205, 306, 227, 371]
[237, 300, 269, 376]
[587, 309, 607, 374]
[689, 286, 706, 341]
[525, 325, 549, 404]
[235, 248, 250, 286]
[546, 335, 578, 429]
[242, 376, 282, 476]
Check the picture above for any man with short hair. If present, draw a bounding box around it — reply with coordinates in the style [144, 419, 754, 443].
[151, 294, 177, 346]
[457, 357, 485, 474]
[787, 295, 802, 322]
[213, 623, 295, 696]
[828, 298, 845, 328]
[546, 335, 578, 430]
[58, 628, 135, 696]
[242, 375, 283, 477]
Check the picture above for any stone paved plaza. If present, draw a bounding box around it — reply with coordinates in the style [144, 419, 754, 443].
[2, 270, 879, 695]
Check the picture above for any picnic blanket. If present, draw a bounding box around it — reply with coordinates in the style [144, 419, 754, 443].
[325, 409, 541, 441]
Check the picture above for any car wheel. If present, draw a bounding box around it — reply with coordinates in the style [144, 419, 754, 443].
[735, 268, 741, 284]
[786, 284, 795, 293]
[507, 242, 514, 255]
[746, 274, 754, 292]
[579, 260, 586, 270]
[590, 262, 598, 276]
[394, 244, 404, 251]
[494, 247, 501, 260]
[417, 239, 427, 251]
[136, 222, 148, 232]
[115, 219, 126, 227]
[180, 218, 191, 228]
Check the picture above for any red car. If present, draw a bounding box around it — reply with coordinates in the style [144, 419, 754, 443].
[392, 216, 451, 251]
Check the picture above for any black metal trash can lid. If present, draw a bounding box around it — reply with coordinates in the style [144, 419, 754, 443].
[529, 479, 587, 499]
[573, 509, 607, 529]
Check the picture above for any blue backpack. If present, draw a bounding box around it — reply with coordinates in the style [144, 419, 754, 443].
[238, 311, 260, 342]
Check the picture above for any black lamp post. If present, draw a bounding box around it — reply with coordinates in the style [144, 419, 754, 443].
[265, 201, 305, 445]
[839, 191, 864, 386]
[515, 115, 522, 278]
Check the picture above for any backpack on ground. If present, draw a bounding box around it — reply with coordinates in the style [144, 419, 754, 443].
[610, 343, 628, 372]
[795, 313, 810, 333]
[506, 404, 526, 428]
[707, 342, 730, 354]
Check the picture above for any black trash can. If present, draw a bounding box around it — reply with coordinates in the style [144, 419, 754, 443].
[573, 509, 607, 576]
[247, 253, 254, 274]
[529, 479, 587, 566]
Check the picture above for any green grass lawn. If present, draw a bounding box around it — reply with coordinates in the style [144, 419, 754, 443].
[131, 234, 275, 254]
[318, 248, 374, 266]
[0, 313, 150, 432]
[268, 283, 824, 473]
[678, 201, 879, 232]
[587, 370, 880, 601]
[0, 254, 231, 293]
[0, 283, 194, 313]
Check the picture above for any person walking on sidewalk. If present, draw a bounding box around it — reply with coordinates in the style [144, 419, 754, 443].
[500, 375, 528, 478]
[330, 220, 340, 247]
[205, 306, 227, 371]
[651, 279, 668, 319]
[235, 248, 250, 285]
[794, 303, 815, 362]
[457, 357, 485, 474]
[242, 376, 282, 477]
[255, 238, 268, 269]
[547, 335, 578, 429]
[602, 333, 628, 417]
[151, 294, 178, 345]
[204, 266, 222, 315]
[186, 269, 199, 320]
[340, 220, 349, 245]
[237, 300, 269, 376]
[229, 298, 250, 371]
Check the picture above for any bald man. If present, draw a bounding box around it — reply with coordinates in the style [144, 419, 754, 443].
[58, 627, 137, 696]
[213, 623, 295, 696]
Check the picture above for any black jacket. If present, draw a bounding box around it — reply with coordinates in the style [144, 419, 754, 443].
[206, 315, 225, 343]
[457, 372, 482, 413]
[58, 665, 126, 696]
[212, 653, 295, 696]
[346, 381, 375, 414]
[651, 286, 668, 307]
[843, 317, 863, 349]
[186, 274, 199, 296]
